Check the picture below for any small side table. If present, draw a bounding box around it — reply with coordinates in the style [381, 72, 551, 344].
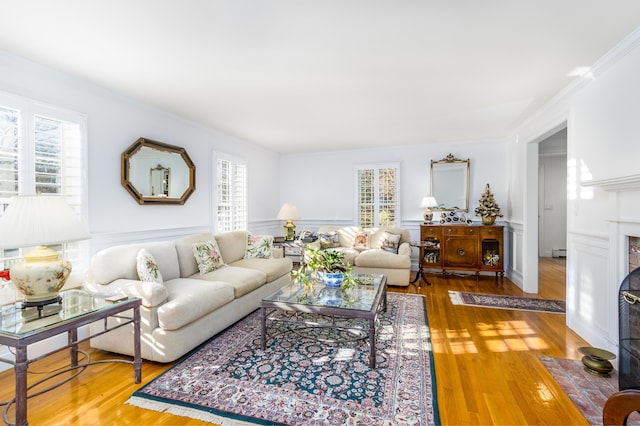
[410, 241, 433, 287]
[0, 289, 141, 426]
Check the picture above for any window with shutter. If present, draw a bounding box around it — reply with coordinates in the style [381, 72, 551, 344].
[356, 163, 399, 228]
[0, 93, 87, 270]
[216, 155, 247, 233]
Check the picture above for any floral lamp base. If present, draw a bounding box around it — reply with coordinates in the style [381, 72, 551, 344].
[10, 245, 71, 304]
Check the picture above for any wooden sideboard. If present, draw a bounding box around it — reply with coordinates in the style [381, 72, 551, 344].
[419, 223, 504, 278]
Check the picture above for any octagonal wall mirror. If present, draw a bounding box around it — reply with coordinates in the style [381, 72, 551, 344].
[430, 154, 470, 212]
[121, 137, 196, 205]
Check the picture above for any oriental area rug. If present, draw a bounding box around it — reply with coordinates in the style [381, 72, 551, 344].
[540, 356, 640, 426]
[127, 293, 440, 425]
[448, 290, 566, 314]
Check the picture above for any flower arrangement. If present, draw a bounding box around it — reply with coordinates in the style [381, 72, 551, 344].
[291, 247, 358, 290]
[474, 183, 503, 222]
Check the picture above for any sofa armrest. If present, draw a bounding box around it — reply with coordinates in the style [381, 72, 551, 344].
[84, 279, 168, 308]
[398, 242, 412, 257]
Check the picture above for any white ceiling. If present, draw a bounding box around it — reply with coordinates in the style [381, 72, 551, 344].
[1, 1, 640, 154]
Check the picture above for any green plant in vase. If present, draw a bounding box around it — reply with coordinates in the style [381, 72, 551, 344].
[474, 183, 503, 225]
[291, 246, 358, 291]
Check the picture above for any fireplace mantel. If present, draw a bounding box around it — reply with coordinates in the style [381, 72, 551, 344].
[582, 174, 640, 192]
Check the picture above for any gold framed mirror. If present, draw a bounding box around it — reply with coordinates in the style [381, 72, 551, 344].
[121, 137, 196, 205]
[430, 153, 470, 212]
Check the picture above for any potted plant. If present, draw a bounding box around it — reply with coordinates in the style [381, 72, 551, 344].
[291, 247, 358, 290]
[474, 183, 503, 225]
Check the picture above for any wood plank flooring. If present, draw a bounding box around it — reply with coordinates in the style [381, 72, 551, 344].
[0, 257, 590, 425]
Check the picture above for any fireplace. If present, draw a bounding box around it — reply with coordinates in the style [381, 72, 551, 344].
[618, 264, 640, 390]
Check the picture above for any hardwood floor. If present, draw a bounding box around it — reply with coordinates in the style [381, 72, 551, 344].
[0, 257, 589, 425]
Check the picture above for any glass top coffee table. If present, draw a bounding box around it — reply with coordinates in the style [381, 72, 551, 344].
[260, 274, 387, 369]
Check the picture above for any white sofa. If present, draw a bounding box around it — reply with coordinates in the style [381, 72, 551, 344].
[307, 226, 412, 286]
[84, 231, 292, 363]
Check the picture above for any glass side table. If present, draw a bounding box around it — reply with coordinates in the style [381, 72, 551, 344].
[0, 289, 142, 426]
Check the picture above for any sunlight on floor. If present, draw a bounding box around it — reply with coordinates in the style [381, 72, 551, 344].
[432, 320, 549, 354]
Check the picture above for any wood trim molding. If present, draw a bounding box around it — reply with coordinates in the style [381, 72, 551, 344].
[581, 174, 640, 192]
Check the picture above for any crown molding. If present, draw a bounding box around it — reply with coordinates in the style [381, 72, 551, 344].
[581, 174, 640, 192]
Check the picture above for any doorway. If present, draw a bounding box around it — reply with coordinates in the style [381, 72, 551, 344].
[538, 128, 568, 299]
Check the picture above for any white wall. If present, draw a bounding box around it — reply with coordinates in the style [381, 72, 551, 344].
[280, 140, 509, 270]
[0, 50, 283, 255]
[509, 29, 640, 354]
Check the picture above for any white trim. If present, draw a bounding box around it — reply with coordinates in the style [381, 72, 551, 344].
[581, 174, 640, 192]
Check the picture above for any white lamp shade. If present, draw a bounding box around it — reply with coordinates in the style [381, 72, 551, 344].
[277, 203, 300, 220]
[0, 195, 90, 249]
[420, 196, 438, 209]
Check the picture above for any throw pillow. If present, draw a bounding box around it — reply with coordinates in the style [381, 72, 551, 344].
[245, 234, 274, 259]
[353, 230, 371, 251]
[136, 249, 163, 283]
[193, 240, 225, 274]
[318, 231, 340, 249]
[381, 231, 402, 253]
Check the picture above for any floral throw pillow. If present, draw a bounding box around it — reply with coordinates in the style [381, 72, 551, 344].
[318, 232, 340, 249]
[381, 231, 402, 254]
[245, 234, 274, 259]
[353, 230, 371, 251]
[193, 240, 225, 274]
[136, 249, 163, 284]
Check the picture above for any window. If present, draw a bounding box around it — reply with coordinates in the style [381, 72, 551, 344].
[356, 163, 399, 228]
[0, 93, 87, 270]
[215, 154, 247, 233]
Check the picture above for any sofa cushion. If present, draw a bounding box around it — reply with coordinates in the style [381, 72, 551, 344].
[318, 231, 340, 249]
[158, 279, 235, 330]
[193, 240, 225, 274]
[215, 231, 249, 264]
[90, 241, 180, 284]
[369, 227, 411, 248]
[380, 231, 402, 254]
[353, 230, 371, 251]
[354, 249, 411, 269]
[245, 234, 274, 259]
[136, 249, 163, 283]
[230, 257, 293, 282]
[188, 265, 266, 298]
[174, 233, 215, 277]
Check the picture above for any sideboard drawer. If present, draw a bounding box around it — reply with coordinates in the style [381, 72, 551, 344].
[443, 226, 477, 236]
[480, 226, 502, 239]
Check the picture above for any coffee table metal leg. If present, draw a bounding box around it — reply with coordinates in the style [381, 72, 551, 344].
[261, 307, 267, 350]
[369, 317, 376, 369]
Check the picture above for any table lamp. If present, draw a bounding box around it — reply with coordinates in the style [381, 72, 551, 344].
[0, 195, 90, 306]
[420, 196, 438, 224]
[277, 203, 300, 241]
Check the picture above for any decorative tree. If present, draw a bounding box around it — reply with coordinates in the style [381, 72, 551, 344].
[474, 183, 503, 224]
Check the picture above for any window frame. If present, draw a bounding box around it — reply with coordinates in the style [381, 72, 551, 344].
[213, 152, 248, 234]
[354, 162, 400, 228]
[0, 91, 88, 270]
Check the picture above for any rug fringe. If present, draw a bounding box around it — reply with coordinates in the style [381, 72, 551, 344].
[448, 290, 463, 305]
[127, 396, 255, 425]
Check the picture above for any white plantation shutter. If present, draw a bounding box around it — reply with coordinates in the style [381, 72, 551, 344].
[0, 93, 87, 269]
[216, 155, 247, 232]
[356, 163, 399, 228]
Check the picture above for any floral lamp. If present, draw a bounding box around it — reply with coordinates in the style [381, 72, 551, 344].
[0, 195, 90, 306]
